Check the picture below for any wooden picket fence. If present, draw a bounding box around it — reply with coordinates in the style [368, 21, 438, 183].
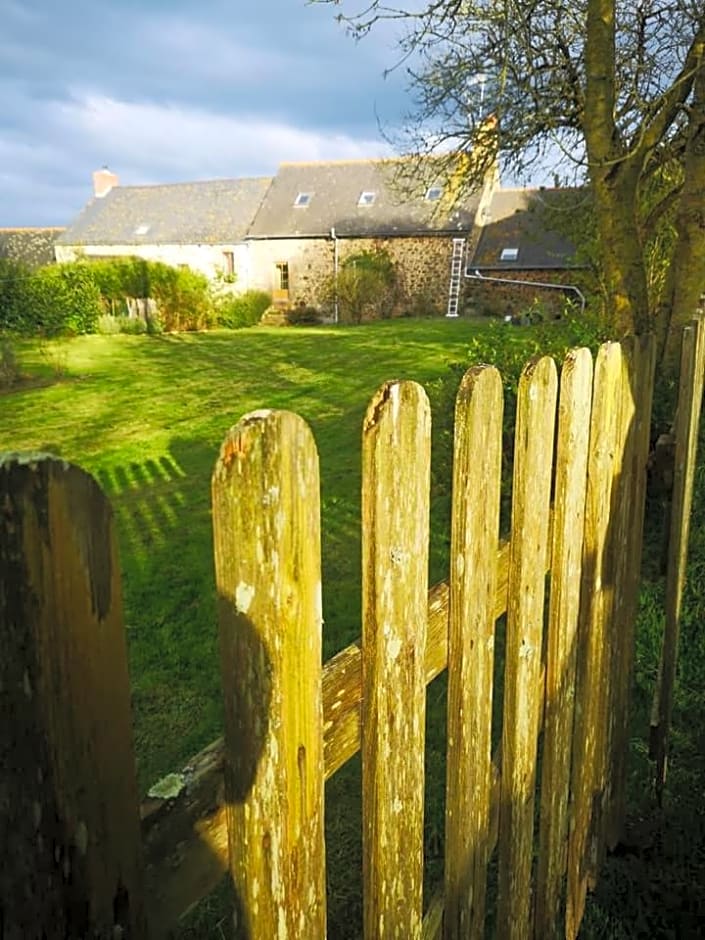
[2, 321, 704, 940]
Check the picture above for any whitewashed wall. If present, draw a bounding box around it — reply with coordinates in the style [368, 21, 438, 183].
[55, 242, 251, 290]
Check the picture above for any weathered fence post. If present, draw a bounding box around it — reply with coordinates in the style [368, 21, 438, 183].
[497, 356, 558, 940]
[444, 366, 503, 940]
[651, 315, 705, 795]
[361, 381, 431, 939]
[606, 334, 655, 846]
[212, 411, 326, 939]
[535, 348, 592, 939]
[567, 341, 628, 938]
[0, 455, 147, 938]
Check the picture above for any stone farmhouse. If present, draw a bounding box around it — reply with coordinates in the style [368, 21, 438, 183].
[245, 158, 494, 312]
[55, 161, 583, 318]
[56, 160, 494, 314]
[55, 169, 272, 283]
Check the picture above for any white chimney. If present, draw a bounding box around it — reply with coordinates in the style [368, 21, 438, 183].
[93, 167, 119, 198]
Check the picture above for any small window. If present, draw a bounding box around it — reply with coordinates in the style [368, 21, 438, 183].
[500, 247, 519, 261]
[276, 261, 290, 291]
[222, 251, 235, 277]
[294, 192, 312, 207]
[358, 191, 376, 207]
[425, 186, 443, 201]
[134, 223, 150, 236]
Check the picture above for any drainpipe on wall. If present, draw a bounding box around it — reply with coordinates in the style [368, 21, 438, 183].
[466, 269, 587, 316]
[331, 226, 339, 324]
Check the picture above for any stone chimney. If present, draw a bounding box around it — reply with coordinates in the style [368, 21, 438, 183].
[92, 167, 119, 198]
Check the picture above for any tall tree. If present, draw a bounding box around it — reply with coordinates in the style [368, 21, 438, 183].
[319, 0, 705, 366]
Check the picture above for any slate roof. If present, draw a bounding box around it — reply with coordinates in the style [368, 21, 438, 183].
[57, 177, 273, 247]
[247, 159, 483, 238]
[470, 188, 582, 270]
[0, 228, 64, 267]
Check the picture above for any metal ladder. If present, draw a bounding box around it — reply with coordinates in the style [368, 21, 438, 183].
[446, 237, 466, 318]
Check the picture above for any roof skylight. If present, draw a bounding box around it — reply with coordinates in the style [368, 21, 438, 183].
[294, 192, 312, 207]
[425, 186, 443, 201]
[134, 223, 150, 236]
[358, 191, 376, 207]
[500, 247, 519, 261]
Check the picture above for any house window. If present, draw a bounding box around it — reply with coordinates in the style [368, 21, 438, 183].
[294, 192, 312, 207]
[276, 262, 290, 291]
[500, 247, 519, 261]
[358, 191, 376, 207]
[222, 251, 235, 277]
[134, 223, 150, 235]
[425, 186, 443, 201]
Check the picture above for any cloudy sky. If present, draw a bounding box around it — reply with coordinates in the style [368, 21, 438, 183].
[1, 0, 416, 226]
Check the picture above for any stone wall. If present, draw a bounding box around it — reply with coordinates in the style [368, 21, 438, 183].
[0, 228, 64, 268]
[247, 233, 480, 315]
[464, 269, 592, 319]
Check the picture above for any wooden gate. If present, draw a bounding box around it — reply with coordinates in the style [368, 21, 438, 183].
[3, 324, 703, 939]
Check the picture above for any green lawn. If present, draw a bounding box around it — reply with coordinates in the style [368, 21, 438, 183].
[5, 318, 704, 938]
[3, 319, 498, 789]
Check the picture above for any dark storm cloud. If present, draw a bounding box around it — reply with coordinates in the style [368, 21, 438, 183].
[0, 0, 407, 224]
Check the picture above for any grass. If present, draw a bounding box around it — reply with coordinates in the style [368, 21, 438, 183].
[4, 319, 509, 791]
[4, 318, 705, 938]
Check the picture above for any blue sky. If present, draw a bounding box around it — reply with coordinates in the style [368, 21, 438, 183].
[1, 0, 412, 226]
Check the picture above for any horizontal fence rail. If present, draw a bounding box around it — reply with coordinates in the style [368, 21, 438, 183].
[10, 323, 705, 940]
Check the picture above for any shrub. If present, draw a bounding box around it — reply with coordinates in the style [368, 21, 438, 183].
[215, 290, 272, 329]
[0, 333, 22, 387]
[322, 247, 400, 323]
[0, 259, 32, 333]
[120, 316, 148, 335]
[146, 264, 215, 331]
[285, 303, 322, 326]
[26, 263, 103, 336]
[96, 314, 123, 335]
[88, 257, 216, 332]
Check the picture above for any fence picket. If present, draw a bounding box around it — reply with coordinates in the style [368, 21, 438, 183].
[497, 356, 558, 940]
[605, 335, 656, 846]
[650, 315, 705, 795]
[361, 381, 431, 940]
[444, 366, 503, 940]
[535, 348, 593, 938]
[566, 341, 627, 939]
[0, 456, 147, 938]
[212, 410, 326, 939]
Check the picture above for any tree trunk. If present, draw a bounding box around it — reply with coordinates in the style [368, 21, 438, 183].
[583, 0, 649, 337]
[659, 62, 705, 373]
[590, 169, 649, 335]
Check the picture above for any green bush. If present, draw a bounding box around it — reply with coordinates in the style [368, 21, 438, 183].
[0, 259, 32, 333]
[26, 263, 103, 336]
[215, 289, 272, 329]
[145, 263, 214, 332]
[285, 303, 322, 326]
[90, 257, 147, 305]
[77, 257, 216, 332]
[323, 247, 400, 323]
[120, 316, 148, 335]
[1, 259, 103, 336]
[96, 314, 123, 335]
